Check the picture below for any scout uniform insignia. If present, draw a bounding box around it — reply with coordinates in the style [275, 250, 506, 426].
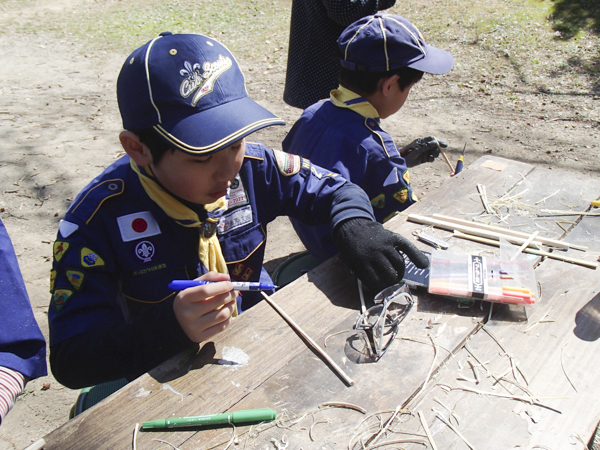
[81, 247, 105, 268]
[117, 211, 161, 242]
[52, 289, 73, 313]
[49, 270, 57, 293]
[402, 170, 410, 185]
[66, 270, 85, 291]
[393, 188, 409, 203]
[371, 194, 386, 209]
[53, 241, 70, 262]
[273, 149, 302, 176]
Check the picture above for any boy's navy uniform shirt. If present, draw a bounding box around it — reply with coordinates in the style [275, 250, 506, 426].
[282, 91, 417, 262]
[0, 219, 47, 380]
[48, 143, 373, 388]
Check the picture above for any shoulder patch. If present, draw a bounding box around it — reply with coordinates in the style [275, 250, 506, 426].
[272, 149, 302, 176]
[81, 247, 105, 268]
[53, 241, 70, 262]
[70, 179, 124, 225]
[49, 270, 57, 293]
[393, 188, 409, 204]
[402, 170, 411, 185]
[52, 289, 73, 313]
[371, 194, 386, 209]
[66, 269, 85, 291]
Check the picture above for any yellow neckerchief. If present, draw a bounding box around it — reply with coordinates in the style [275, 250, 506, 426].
[130, 159, 229, 276]
[330, 86, 380, 120]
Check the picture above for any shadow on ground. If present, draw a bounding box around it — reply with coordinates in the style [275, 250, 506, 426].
[549, 0, 600, 92]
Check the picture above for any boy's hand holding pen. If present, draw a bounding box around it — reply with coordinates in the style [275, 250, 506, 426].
[172, 272, 237, 343]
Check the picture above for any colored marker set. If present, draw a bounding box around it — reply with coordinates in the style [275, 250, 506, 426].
[428, 250, 537, 305]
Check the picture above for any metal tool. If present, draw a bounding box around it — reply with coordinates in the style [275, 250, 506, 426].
[413, 230, 449, 250]
[454, 143, 466, 175]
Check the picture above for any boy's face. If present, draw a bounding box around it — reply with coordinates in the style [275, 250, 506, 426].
[151, 139, 246, 205]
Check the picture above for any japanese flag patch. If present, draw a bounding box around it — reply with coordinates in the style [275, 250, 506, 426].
[117, 211, 161, 242]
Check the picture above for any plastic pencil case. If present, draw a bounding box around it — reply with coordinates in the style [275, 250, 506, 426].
[428, 249, 537, 305]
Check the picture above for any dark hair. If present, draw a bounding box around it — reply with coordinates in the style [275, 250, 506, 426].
[338, 65, 424, 95]
[131, 128, 175, 164]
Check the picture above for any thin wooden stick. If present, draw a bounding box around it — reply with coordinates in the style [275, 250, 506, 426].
[510, 231, 539, 261]
[434, 412, 476, 450]
[418, 410, 439, 450]
[433, 137, 455, 173]
[428, 213, 587, 250]
[452, 231, 598, 269]
[477, 184, 495, 215]
[409, 213, 546, 248]
[440, 151, 455, 173]
[260, 291, 354, 386]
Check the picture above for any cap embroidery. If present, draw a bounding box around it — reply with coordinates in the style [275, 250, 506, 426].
[179, 55, 232, 107]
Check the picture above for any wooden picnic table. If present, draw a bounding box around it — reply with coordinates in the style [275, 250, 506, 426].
[42, 155, 600, 449]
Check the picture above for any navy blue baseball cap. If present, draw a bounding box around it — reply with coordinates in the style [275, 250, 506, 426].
[117, 32, 285, 155]
[338, 14, 454, 75]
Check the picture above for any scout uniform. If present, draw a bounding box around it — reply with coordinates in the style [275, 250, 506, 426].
[283, 87, 417, 261]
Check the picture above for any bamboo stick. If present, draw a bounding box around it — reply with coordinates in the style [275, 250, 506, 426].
[453, 231, 598, 269]
[408, 214, 545, 249]
[260, 291, 354, 386]
[427, 213, 587, 250]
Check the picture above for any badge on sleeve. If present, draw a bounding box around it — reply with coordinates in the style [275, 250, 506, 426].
[52, 289, 73, 313]
[117, 211, 161, 242]
[66, 269, 85, 291]
[53, 241, 70, 262]
[49, 270, 57, 293]
[402, 170, 411, 185]
[371, 194, 386, 209]
[273, 149, 302, 176]
[81, 247, 105, 268]
[393, 188, 409, 203]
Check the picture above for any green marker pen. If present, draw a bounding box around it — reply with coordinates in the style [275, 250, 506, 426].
[142, 408, 277, 430]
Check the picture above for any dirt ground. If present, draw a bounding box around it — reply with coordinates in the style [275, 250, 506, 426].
[1, 0, 599, 448]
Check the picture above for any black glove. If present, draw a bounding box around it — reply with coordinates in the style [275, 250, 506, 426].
[333, 218, 430, 293]
[400, 135, 447, 168]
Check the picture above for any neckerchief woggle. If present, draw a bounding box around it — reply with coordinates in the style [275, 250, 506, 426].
[130, 159, 237, 316]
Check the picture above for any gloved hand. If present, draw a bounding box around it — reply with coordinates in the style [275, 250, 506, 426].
[400, 136, 447, 167]
[333, 218, 430, 293]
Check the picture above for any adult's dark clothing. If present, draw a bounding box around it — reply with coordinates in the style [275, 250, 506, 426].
[283, 0, 396, 109]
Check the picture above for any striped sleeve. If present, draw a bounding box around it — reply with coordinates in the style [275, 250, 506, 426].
[0, 367, 25, 425]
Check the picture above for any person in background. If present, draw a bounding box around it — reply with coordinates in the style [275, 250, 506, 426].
[283, 13, 454, 261]
[284, 0, 396, 109]
[0, 218, 47, 426]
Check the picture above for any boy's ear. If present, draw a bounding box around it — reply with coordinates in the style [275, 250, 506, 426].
[119, 131, 153, 166]
[380, 74, 400, 97]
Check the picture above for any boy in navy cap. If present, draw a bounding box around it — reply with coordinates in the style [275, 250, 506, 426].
[283, 14, 454, 262]
[48, 32, 428, 388]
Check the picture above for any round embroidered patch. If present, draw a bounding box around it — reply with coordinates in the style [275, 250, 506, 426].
[135, 240, 155, 264]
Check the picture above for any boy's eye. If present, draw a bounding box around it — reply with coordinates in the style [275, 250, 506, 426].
[194, 156, 212, 164]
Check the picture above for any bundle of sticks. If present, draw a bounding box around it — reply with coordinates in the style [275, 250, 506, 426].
[407, 213, 598, 269]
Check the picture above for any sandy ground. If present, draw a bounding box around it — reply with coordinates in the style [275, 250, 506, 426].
[1, 1, 599, 449]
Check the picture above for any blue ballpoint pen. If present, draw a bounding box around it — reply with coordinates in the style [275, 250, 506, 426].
[169, 280, 278, 291]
